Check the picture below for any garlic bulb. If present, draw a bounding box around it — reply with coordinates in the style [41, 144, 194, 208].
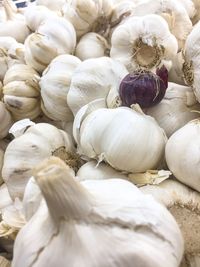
[75, 32, 110, 60]
[0, 183, 12, 210]
[140, 179, 200, 267]
[110, 14, 178, 72]
[0, 102, 13, 139]
[62, 0, 113, 38]
[67, 57, 128, 115]
[2, 122, 79, 199]
[35, 0, 66, 11]
[12, 156, 183, 267]
[145, 82, 200, 137]
[165, 119, 200, 192]
[176, 0, 196, 19]
[40, 55, 81, 122]
[74, 106, 167, 172]
[2, 64, 41, 120]
[24, 17, 76, 73]
[191, 0, 200, 24]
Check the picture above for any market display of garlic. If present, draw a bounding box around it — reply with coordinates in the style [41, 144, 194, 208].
[110, 14, 178, 72]
[74, 106, 167, 173]
[40, 54, 81, 122]
[2, 122, 79, 200]
[12, 156, 183, 267]
[145, 82, 200, 137]
[2, 64, 41, 120]
[24, 17, 76, 73]
[165, 119, 200, 192]
[67, 57, 128, 115]
[0, 101, 13, 139]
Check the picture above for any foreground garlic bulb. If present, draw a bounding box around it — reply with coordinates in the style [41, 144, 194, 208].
[67, 57, 128, 115]
[74, 106, 167, 172]
[2, 64, 41, 120]
[165, 119, 200, 192]
[24, 17, 76, 73]
[12, 156, 183, 267]
[145, 82, 200, 137]
[140, 179, 200, 267]
[2, 122, 78, 199]
[40, 55, 81, 122]
[0, 102, 13, 139]
[110, 14, 178, 72]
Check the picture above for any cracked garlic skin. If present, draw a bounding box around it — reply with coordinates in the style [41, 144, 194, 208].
[2, 123, 77, 200]
[165, 119, 200, 192]
[12, 157, 183, 267]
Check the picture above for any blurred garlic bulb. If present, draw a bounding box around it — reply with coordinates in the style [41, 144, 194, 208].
[67, 57, 128, 115]
[35, 0, 66, 11]
[0, 149, 4, 185]
[24, 17, 76, 73]
[2, 122, 78, 199]
[12, 156, 183, 267]
[176, 0, 196, 19]
[0, 102, 13, 139]
[75, 32, 110, 60]
[140, 179, 200, 267]
[62, 0, 113, 38]
[110, 14, 178, 73]
[2, 64, 41, 120]
[145, 82, 200, 137]
[165, 119, 200, 192]
[40, 55, 81, 122]
[74, 106, 167, 173]
[0, 256, 11, 266]
[0, 80, 2, 98]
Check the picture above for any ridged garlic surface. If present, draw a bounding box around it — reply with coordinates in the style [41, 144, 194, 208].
[0, 101, 13, 139]
[145, 83, 200, 137]
[2, 122, 79, 200]
[74, 106, 167, 173]
[40, 55, 81, 122]
[110, 14, 178, 72]
[67, 57, 128, 115]
[165, 119, 200, 192]
[12, 157, 183, 267]
[2, 64, 41, 120]
[24, 17, 76, 73]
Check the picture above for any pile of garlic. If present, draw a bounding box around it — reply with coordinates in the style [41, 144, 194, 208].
[0, 0, 200, 266]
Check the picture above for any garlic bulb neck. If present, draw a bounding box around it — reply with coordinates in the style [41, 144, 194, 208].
[34, 157, 93, 224]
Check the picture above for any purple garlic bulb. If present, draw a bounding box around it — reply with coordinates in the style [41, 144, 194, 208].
[119, 65, 168, 108]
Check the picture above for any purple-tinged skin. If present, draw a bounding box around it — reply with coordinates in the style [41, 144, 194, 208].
[119, 65, 168, 108]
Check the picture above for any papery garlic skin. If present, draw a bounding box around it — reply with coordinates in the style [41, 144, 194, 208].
[110, 14, 178, 72]
[0, 183, 12, 210]
[0, 102, 13, 139]
[67, 57, 128, 115]
[40, 55, 81, 122]
[145, 82, 200, 137]
[35, 0, 66, 11]
[0, 255, 11, 266]
[12, 156, 183, 267]
[2, 123, 77, 200]
[75, 106, 167, 173]
[168, 52, 186, 85]
[75, 32, 110, 60]
[165, 119, 200, 192]
[0, 149, 4, 185]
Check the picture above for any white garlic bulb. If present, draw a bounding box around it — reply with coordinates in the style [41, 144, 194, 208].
[0, 101, 13, 139]
[75, 32, 110, 60]
[24, 17, 76, 73]
[67, 57, 128, 115]
[35, 0, 66, 11]
[2, 64, 41, 120]
[0, 256, 11, 266]
[145, 82, 200, 137]
[2, 122, 79, 200]
[110, 14, 178, 72]
[165, 119, 200, 192]
[40, 55, 81, 122]
[0, 183, 12, 210]
[74, 106, 167, 173]
[12, 156, 184, 267]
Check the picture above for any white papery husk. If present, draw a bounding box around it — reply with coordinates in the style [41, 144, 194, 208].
[0, 102, 13, 139]
[165, 119, 200, 192]
[140, 179, 200, 267]
[110, 14, 178, 73]
[168, 52, 186, 85]
[74, 105, 167, 173]
[35, 0, 66, 11]
[67, 57, 128, 116]
[40, 55, 81, 122]
[12, 156, 183, 267]
[145, 82, 200, 137]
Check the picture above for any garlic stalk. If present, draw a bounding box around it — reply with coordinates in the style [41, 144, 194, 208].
[40, 55, 81, 122]
[140, 179, 200, 267]
[165, 119, 200, 192]
[0, 101, 13, 139]
[110, 14, 178, 72]
[145, 82, 200, 137]
[12, 156, 183, 267]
